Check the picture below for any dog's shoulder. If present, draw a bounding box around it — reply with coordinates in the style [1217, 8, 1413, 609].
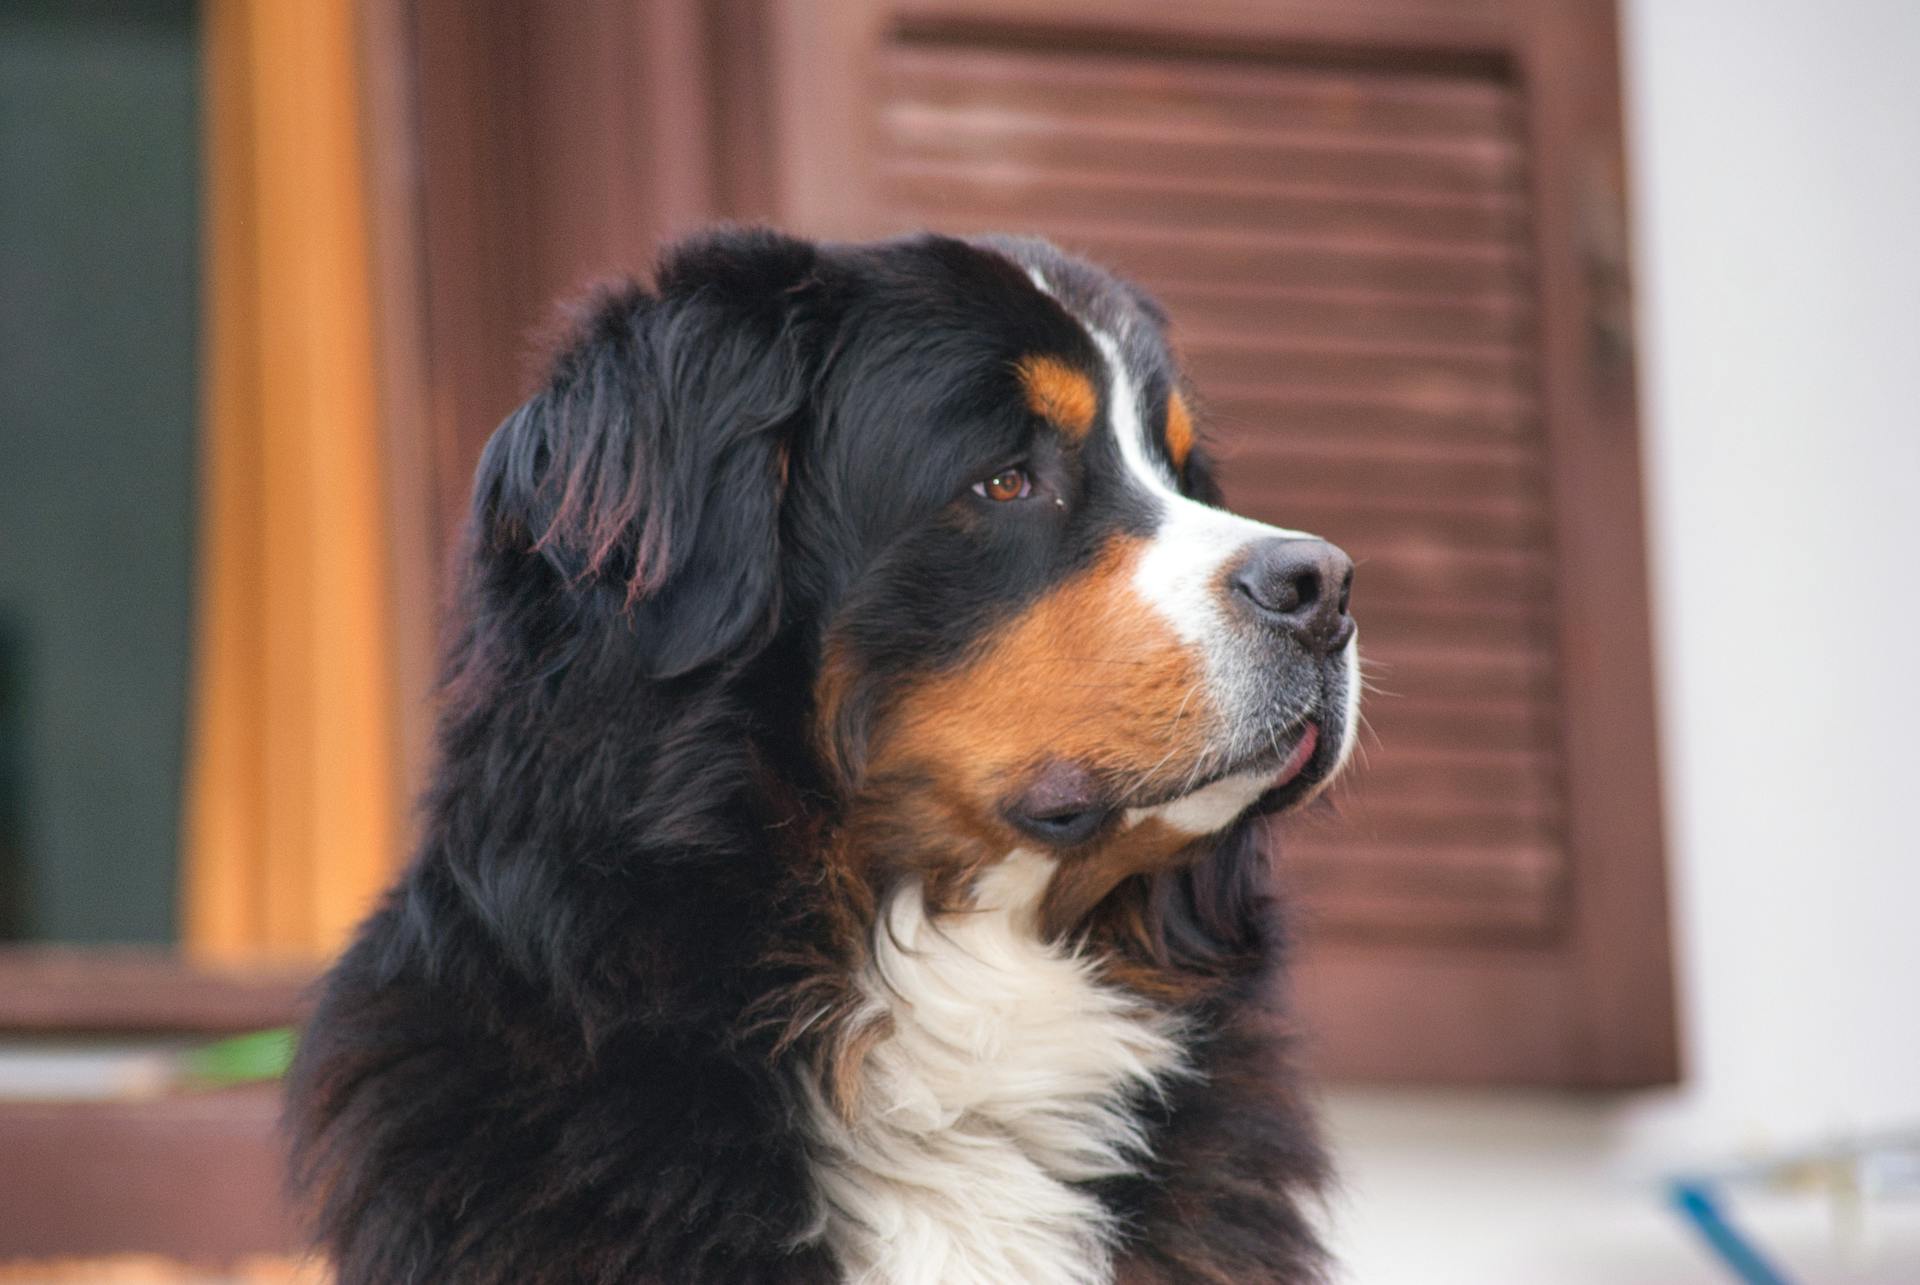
[288, 866, 841, 1285]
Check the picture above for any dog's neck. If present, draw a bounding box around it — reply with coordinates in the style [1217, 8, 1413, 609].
[806, 850, 1187, 1285]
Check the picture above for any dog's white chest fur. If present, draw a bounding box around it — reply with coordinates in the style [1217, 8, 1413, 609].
[806, 851, 1186, 1285]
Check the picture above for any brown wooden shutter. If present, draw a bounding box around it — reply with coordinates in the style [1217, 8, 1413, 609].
[870, 36, 1564, 943]
[399, 0, 1675, 1087]
[749, 0, 1675, 1087]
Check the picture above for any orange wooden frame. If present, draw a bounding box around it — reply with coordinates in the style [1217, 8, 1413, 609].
[184, 0, 401, 961]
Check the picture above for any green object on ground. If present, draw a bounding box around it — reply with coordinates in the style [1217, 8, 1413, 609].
[181, 1027, 296, 1086]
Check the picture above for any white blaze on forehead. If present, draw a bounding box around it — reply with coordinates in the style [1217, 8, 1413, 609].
[1085, 326, 1310, 646]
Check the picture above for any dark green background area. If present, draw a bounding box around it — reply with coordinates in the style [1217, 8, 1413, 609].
[0, 0, 199, 942]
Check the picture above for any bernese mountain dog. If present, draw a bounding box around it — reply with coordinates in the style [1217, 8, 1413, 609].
[287, 228, 1361, 1285]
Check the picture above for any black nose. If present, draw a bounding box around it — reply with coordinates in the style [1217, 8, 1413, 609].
[1231, 538, 1355, 654]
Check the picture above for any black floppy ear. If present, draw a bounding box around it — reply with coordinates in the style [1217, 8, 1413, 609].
[474, 230, 822, 677]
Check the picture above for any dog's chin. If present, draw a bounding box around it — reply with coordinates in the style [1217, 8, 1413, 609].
[1095, 713, 1333, 845]
[1250, 714, 1352, 819]
[1003, 690, 1355, 850]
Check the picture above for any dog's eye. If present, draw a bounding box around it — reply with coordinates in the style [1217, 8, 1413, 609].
[973, 467, 1032, 503]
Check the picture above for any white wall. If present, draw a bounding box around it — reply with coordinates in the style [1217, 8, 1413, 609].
[1629, 0, 1920, 1148]
[1326, 1, 1920, 1279]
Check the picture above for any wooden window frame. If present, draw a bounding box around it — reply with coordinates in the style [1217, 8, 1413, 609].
[0, 1, 425, 1259]
[0, 0, 424, 1038]
[0, 947, 309, 1259]
[0, 948, 309, 1035]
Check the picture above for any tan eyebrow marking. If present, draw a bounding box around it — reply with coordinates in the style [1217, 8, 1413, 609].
[1015, 354, 1098, 439]
[1165, 390, 1196, 469]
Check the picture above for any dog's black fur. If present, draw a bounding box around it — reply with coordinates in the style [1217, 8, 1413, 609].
[287, 229, 1333, 1284]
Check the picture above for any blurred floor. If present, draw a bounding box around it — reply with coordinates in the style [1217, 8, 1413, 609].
[1321, 1089, 1920, 1284]
[5, 1094, 1919, 1280]
[0, 1260, 320, 1284]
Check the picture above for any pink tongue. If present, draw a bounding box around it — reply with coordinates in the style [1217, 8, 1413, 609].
[1273, 724, 1320, 788]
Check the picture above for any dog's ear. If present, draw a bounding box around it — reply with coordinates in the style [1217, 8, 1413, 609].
[473, 230, 822, 678]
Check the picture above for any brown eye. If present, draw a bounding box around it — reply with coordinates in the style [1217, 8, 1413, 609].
[973, 467, 1032, 503]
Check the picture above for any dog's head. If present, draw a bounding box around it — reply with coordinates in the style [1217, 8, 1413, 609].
[475, 229, 1359, 931]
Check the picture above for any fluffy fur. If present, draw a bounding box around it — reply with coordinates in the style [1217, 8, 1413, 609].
[287, 228, 1356, 1284]
[806, 851, 1188, 1284]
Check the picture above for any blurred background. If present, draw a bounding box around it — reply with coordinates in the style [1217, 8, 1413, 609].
[0, 0, 1915, 1280]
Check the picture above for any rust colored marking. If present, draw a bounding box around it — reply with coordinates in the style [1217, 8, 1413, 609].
[843, 534, 1227, 936]
[1016, 354, 1098, 439]
[811, 638, 859, 784]
[1041, 817, 1205, 942]
[1165, 391, 1196, 470]
[874, 535, 1214, 814]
